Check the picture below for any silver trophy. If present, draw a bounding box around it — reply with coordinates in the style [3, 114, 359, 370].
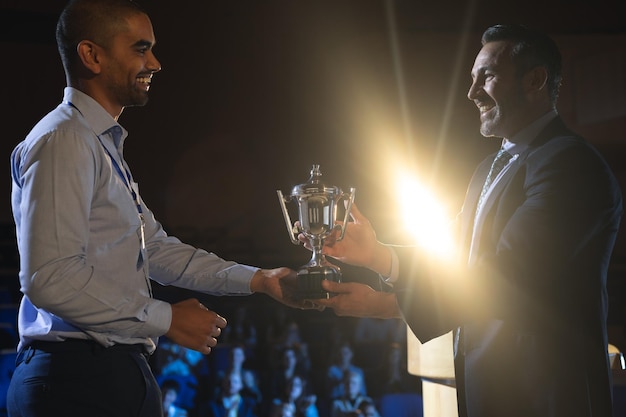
[277, 165, 355, 299]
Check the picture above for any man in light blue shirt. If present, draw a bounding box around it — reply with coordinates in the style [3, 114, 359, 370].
[7, 1, 302, 415]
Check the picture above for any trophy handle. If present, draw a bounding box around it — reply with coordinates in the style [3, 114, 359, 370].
[337, 187, 356, 241]
[277, 190, 300, 245]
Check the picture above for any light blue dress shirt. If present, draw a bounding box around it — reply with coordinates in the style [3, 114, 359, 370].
[11, 87, 259, 353]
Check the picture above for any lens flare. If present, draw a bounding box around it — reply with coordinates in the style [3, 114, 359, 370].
[396, 173, 455, 257]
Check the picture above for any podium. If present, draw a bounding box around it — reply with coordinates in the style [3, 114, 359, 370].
[407, 329, 459, 417]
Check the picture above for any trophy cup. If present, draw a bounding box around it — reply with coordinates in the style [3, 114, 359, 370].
[277, 165, 355, 299]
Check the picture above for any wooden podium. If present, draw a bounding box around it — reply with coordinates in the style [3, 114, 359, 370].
[407, 328, 459, 417]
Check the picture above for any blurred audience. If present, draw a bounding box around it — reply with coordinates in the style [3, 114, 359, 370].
[199, 370, 258, 417]
[270, 374, 319, 417]
[356, 400, 381, 417]
[330, 370, 373, 417]
[268, 346, 312, 402]
[214, 345, 263, 404]
[325, 342, 366, 400]
[152, 305, 424, 417]
[161, 379, 189, 417]
[154, 337, 208, 411]
[269, 402, 296, 417]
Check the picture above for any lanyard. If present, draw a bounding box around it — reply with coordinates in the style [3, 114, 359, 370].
[98, 137, 147, 251]
[64, 100, 146, 250]
[64, 100, 152, 298]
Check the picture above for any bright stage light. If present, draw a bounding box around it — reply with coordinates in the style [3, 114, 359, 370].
[396, 173, 455, 257]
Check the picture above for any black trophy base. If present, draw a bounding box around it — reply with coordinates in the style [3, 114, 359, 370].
[295, 266, 341, 300]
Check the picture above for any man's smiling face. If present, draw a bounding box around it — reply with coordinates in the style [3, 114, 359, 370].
[467, 40, 530, 139]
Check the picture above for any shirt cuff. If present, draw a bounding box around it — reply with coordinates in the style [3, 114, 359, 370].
[144, 298, 173, 337]
[380, 245, 399, 285]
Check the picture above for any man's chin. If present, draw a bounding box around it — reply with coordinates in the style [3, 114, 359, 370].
[479, 120, 506, 138]
[480, 125, 497, 137]
[125, 97, 150, 108]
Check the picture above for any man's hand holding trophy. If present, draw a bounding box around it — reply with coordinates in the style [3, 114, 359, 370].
[277, 165, 355, 300]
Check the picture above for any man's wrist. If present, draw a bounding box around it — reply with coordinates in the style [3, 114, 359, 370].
[249, 269, 264, 293]
[370, 243, 393, 277]
[380, 246, 399, 284]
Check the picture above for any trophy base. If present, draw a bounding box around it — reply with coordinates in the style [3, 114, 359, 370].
[295, 266, 341, 300]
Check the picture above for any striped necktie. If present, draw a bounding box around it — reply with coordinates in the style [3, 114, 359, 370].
[476, 148, 512, 215]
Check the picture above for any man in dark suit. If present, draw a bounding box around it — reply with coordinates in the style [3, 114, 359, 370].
[311, 24, 623, 417]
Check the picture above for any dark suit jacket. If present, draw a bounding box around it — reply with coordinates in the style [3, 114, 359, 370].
[394, 117, 622, 417]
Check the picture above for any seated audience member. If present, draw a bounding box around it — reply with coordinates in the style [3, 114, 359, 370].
[326, 341, 366, 399]
[161, 379, 189, 417]
[154, 336, 208, 409]
[269, 317, 312, 375]
[214, 344, 263, 404]
[270, 374, 319, 417]
[270, 402, 296, 417]
[357, 400, 381, 417]
[199, 370, 258, 417]
[267, 346, 310, 401]
[330, 370, 373, 417]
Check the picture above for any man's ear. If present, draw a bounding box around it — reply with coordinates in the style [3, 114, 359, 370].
[76, 40, 102, 75]
[523, 66, 548, 96]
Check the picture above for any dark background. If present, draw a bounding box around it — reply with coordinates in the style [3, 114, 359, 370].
[1, 0, 625, 347]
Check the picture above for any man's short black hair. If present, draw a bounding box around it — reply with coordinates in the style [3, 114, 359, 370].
[56, 0, 146, 77]
[482, 24, 562, 104]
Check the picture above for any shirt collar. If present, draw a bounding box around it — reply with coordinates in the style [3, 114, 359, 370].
[501, 109, 558, 155]
[63, 87, 129, 150]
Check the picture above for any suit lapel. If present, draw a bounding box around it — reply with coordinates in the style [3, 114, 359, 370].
[474, 157, 521, 226]
[460, 156, 492, 253]
[468, 157, 522, 263]
[464, 116, 572, 265]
